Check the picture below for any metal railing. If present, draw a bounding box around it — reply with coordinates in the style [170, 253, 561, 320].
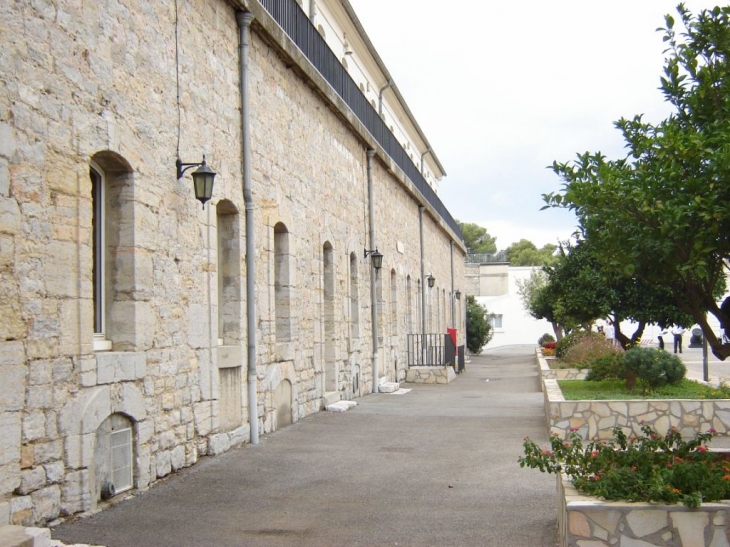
[466, 251, 509, 264]
[259, 0, 462, 241]
[407, 334, 446, 367]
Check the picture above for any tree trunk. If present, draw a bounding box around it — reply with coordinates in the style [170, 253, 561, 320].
[625, 369, 637, 390]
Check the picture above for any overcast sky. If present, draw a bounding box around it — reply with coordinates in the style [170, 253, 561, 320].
[347, 0, 719, 251]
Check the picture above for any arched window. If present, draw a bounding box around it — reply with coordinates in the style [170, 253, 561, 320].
[217, 200, 242, 345]
[406, 275, 412, 333]
[274, 223, 291, 343]
[349, 252, 359, 339]
[323, 242, 336, 392]
[390, 269, 398, 336]
[94, 413, 134, 500]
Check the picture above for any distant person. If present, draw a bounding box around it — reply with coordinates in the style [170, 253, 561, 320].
[671, 325, 686, 353]
[658, 328, 668, 350]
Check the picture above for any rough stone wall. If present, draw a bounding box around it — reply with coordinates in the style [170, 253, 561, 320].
[544, 379, 730, 442]
[559, 476, 730, 547]
[0, 0, 466, 526]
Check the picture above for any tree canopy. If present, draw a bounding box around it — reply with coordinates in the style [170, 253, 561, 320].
[458, 221, 497, 255]
[505, 239, 559, 267]
[543, 4, 730, 359]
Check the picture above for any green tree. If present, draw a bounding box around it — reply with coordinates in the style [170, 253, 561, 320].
[458, 221, 497, 254]
[465, 295, 494, 353]
[515, 269, 566, 340]
[505, 239, 558, 266]
[543, 241, 695, 350]
[543, 5, 730, 359]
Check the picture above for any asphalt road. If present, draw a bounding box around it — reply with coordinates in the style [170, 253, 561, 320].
[52, 346, 557, 547]
[677, 344, 730, 384]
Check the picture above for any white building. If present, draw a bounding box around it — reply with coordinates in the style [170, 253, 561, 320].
[469, 263, 554, 347]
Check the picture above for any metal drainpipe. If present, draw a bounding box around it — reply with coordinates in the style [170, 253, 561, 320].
[420, 148, 431, 176]
[378, 81, 392, 117]
[450, 240, 455, 328]
[309, 0, 317, 22]
[236, 11, 258, 445]
[419, 206, 426, 361]
[367, 149, 379, 392]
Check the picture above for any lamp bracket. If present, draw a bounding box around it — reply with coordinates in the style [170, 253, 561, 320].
[176, 157, 204, 180]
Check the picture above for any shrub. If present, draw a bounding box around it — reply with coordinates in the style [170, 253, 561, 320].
[585, 352, 625, 381]
[543, 342, 556, 349]
[562, 334, 620, 368]
[542, 347, 556, 357]
[555, 331, 587, 359]
[538, 333, 555, 346]
[465, 296, 493, 354]
[519, 425, 726, 507]
[623, 347, 686, 392]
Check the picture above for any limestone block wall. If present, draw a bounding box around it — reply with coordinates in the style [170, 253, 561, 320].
[1, 0, 466, 526]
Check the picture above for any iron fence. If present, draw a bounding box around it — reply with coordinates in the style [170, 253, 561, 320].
[466, 251, 509, 264]
[407, 334, 447, 367]
[258, 0, 462, 241]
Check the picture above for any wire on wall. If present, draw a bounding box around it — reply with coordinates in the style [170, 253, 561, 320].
[174, 0, 182, 160]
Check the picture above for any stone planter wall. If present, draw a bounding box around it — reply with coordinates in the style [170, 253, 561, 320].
[558, 474, 730, 547]
[544, 378, 730, 441]
[536, 350, 588, 392]
[405, 366, 456, 384]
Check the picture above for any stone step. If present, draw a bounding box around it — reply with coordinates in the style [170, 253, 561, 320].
[325, 400, 357, 412]
[0, 526, 50, 547]
[323, 391, 341, 407]
[378, 381, 399, 393]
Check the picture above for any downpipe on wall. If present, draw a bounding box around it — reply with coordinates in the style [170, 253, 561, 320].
[237, 11, 259, 445]
[367, 149, 379, 393]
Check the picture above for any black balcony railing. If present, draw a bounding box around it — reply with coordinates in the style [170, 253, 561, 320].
[466, 251, 509, 264]
[259, 0, 462, 241]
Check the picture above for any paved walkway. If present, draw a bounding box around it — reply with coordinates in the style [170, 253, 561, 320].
[52, 346, 557, 547]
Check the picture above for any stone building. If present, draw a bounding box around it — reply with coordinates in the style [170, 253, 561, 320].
[1, 0, 466, 527]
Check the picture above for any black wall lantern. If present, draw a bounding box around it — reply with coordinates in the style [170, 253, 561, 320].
[176, 155, 217, 209]
[364, 248, 383, 270]
[454, 289, 461, 300]
[426, 274, 435, 288]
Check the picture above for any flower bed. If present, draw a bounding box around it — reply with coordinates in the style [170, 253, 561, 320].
[521, 424, 730, 546]
[544, 377, 730, 441]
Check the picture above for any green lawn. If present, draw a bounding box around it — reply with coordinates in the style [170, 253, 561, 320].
[558, 378, 730, 400]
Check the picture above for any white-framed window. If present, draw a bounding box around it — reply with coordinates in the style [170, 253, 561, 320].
[489, 314, 503, 330]
[90, 164, 112, 351]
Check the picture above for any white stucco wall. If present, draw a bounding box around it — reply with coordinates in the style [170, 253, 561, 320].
[477, 266, 555, 348]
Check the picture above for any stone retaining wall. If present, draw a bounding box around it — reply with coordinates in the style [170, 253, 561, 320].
[536, 350, 587, 391]
[405, 366, 456, 384]
[558, 474, 730, 547]
[544, 378, 730, 441]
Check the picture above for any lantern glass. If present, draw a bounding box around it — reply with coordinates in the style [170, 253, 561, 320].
[192, 162, 216, 208]
[371, 250, 383, 270]
[427, 275, 435, 288]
